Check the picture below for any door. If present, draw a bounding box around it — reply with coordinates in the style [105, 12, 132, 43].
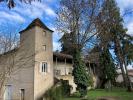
[4, 85, 12, 100]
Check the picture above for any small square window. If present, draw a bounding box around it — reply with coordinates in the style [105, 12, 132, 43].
[43, 45, 46, 51]
[43, 31, 46, 36]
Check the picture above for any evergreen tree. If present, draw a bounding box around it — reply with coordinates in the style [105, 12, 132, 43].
[95, 0, 133, 91]
[72, 50, 89, 97]
[99, 48, 116, 89]
[59, 32, 74, 55]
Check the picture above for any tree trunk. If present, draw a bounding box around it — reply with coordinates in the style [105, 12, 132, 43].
[114, 38, 127, 87]
[124, 63, 132, 92]
[115, 38, 132, 91]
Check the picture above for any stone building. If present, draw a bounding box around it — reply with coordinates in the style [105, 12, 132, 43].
[0, 18, 97, 100]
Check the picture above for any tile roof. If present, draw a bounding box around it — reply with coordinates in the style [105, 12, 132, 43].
[19, 18, 53, 34]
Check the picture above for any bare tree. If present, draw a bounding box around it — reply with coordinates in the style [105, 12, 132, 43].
[56, 0, 103, 97]
[56, 0, 102, 51]
[0, 31, 35, 97]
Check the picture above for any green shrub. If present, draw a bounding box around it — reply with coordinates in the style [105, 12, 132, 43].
[44, 85, 62, 100]
[60, 79, 71, 97]
[44, 80, 71, 100]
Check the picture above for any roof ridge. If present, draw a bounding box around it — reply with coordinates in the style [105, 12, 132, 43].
[20, 18, 53, 33]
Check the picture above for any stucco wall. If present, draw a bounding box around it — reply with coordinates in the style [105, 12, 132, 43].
[116, 74, 133, 83]
[53, 62, 73, 75]
[34, 26, 53, 100]
[0, 27, 35, 100]
[53, 62, 76, 93]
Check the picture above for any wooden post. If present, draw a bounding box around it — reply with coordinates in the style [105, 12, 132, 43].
[56, 57, 58, 67]
[65, 58, 66, 75]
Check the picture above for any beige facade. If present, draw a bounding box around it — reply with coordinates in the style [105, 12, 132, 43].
[0, 18, 98, 100]
[0, 18, 53, 100]
[116, 70, 133, 83]
[53, 60, 77, 93]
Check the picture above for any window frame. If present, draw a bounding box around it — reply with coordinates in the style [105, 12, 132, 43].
[43, 45, 46, 51]
[20, 89, 25, 100]
[42, 30, 46, 37]
[4, 85, 12, 100]
[40, 61, 49, 75]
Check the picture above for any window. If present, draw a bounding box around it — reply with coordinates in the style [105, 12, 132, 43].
[4, 85, 12, 100]
[41, 62, 48, 73]
[20, 89, 25, 100]
[43, 45, 46, 51]
[43, 31, 46, 36]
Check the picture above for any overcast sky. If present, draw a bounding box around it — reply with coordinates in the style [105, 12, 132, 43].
[0, 0, 133, 52]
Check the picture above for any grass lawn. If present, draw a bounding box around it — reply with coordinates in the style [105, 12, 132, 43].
[63, 88, 133, 100]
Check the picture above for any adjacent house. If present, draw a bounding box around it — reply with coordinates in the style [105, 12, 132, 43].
[116, 69, 133, 83]
[0, 18, 97, 100]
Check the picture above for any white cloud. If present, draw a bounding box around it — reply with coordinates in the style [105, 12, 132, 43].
[127, 21, 133, 36]
[0, 0, 56, 24]
[45, 7, 57, 17]
[13, 1, 56, 19]
[117, 0, 133, 36]
[31, 1, 57, 17]
[117, 0, 133, 14]
[0, 11, 25, 23]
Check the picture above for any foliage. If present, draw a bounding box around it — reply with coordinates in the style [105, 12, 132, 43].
[122, 37, 133, 65]
[44, 80, 71, 100]
[57, 0, 101, 51]
[88, 73, 94, 88]
[59, 33, 74, 55]
[60, 79, 71, 97]
[44, 85, 62, 100]
[72, 50, 89, 97]
[57, 0, 101, 97]
[99, 49, 116, 82]
[95, 0, 133, 91]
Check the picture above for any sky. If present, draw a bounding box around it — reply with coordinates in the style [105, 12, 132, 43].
[0, 0, 133, 52]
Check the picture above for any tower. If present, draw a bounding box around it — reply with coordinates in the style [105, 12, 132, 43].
[20, 18, 54, 99]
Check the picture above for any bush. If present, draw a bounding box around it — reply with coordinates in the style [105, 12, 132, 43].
[44, 85, 62, 100]
[60, 79, 71, 97]
[44, 80, 71, 100]
[115, 82, 125, 88]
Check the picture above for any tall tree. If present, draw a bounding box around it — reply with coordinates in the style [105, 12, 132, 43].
[99, 48, 116, 89]
[95, 0, 133, 91]
[56, 0, 102, 97]
[59, 32, 74, 55]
